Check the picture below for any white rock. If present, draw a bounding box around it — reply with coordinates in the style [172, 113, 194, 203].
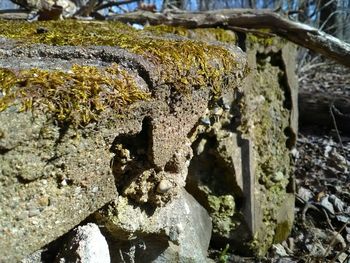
[272, 244, 288, 257]
[320, 195, 335, 214]
[56, 223, 110, 263]
[291, 148, 299, 159]
[297, 186, 314, 202]
[337, 252, 349, 263]
[97, 189, 212, 263]
[329, 194, 345, 212]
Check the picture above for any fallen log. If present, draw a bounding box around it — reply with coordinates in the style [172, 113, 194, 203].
[299, 91, 350, 133]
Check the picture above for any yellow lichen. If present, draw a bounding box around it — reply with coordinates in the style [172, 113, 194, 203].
[273, 220, 292, 243]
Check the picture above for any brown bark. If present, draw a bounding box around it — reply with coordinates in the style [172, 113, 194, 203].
[75, 0, 98, 16]
[0, 10, 30, 19]
[109, 9, 350, 68]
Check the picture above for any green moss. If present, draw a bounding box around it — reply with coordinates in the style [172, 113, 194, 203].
[247, 30, 285, 49]
[0, 20, 244, 94]
[145, 25, 237, 44]
[203, 28, 237, 43]
[273, 220, 291, 243]
[0, 64, 150, 126]
[219, 244, 230, 263]
[249, 232, 271, 257]
[207, 193, 237, 237]
[0, 19, 248, 126]
[0, 20, 136, 46]
[145, 24, 190, 37]
[239, 54, 291, 256]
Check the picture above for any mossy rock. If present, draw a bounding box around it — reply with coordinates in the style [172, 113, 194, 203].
[0, 19, 249, 262]
[186, 34, 297, 257]
[0, 19, 248, 127]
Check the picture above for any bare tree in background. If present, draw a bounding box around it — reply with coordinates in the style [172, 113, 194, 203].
[319, 0, 338, 34]
[162, 0, 184, 10]
[3, 0, 350, 43]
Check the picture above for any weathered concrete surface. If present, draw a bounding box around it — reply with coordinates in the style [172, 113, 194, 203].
[241, 38, 297, 255]
[186, 36, 298, 256]
[0, 20, 247, 262]
[0, 108, 117, 263]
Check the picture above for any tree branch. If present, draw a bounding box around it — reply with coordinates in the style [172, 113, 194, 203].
[109, 9, 350, 68]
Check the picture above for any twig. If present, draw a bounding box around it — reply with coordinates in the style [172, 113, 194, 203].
[325, 221, 348, 261]
[299, 62, 330, 74]
[303, 202, 335, 231]
[330, 102, 350, 180]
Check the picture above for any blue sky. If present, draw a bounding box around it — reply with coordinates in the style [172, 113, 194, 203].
[0, 0, 18, 9]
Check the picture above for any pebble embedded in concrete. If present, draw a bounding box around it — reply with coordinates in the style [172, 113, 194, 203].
[157, 179, 173, 194]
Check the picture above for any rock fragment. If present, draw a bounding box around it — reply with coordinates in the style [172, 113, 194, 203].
[96, 189, 212, 263]
[55, 223, 110, 263]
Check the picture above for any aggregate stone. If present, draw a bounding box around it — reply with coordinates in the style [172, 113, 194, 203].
[55, 223, 110, 263]
[96, 189, 212, 263]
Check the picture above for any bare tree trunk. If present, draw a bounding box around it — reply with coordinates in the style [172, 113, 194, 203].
[109, 9, 350, 68]
[75, 0, 98, 16]
[247, 0, 256, 8]
[163, 0, 184, 10]
[319, 0, 338, 35]
[298, 0, 311, 23]
[198, 0, 212, 11]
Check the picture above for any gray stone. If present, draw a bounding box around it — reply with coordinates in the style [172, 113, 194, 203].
[0, 20, 297, 261]
[55, 223, 110, 263]
[21, 249, 45, 263]
[96, 189, 212, 263]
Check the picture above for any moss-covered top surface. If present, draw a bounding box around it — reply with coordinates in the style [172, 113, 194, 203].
[0, 19, 246, 126]
[145, 24, 237, 44]
[0, 64, 149, 126]
[0, 20, 242, 90]
[246, 29, 287, 50]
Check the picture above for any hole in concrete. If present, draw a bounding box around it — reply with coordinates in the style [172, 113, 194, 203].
[110, 117, 152, 160]
[186, 134, 244, 215]
[110, 117, 153, 193]
[236, 31, 246, 52]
